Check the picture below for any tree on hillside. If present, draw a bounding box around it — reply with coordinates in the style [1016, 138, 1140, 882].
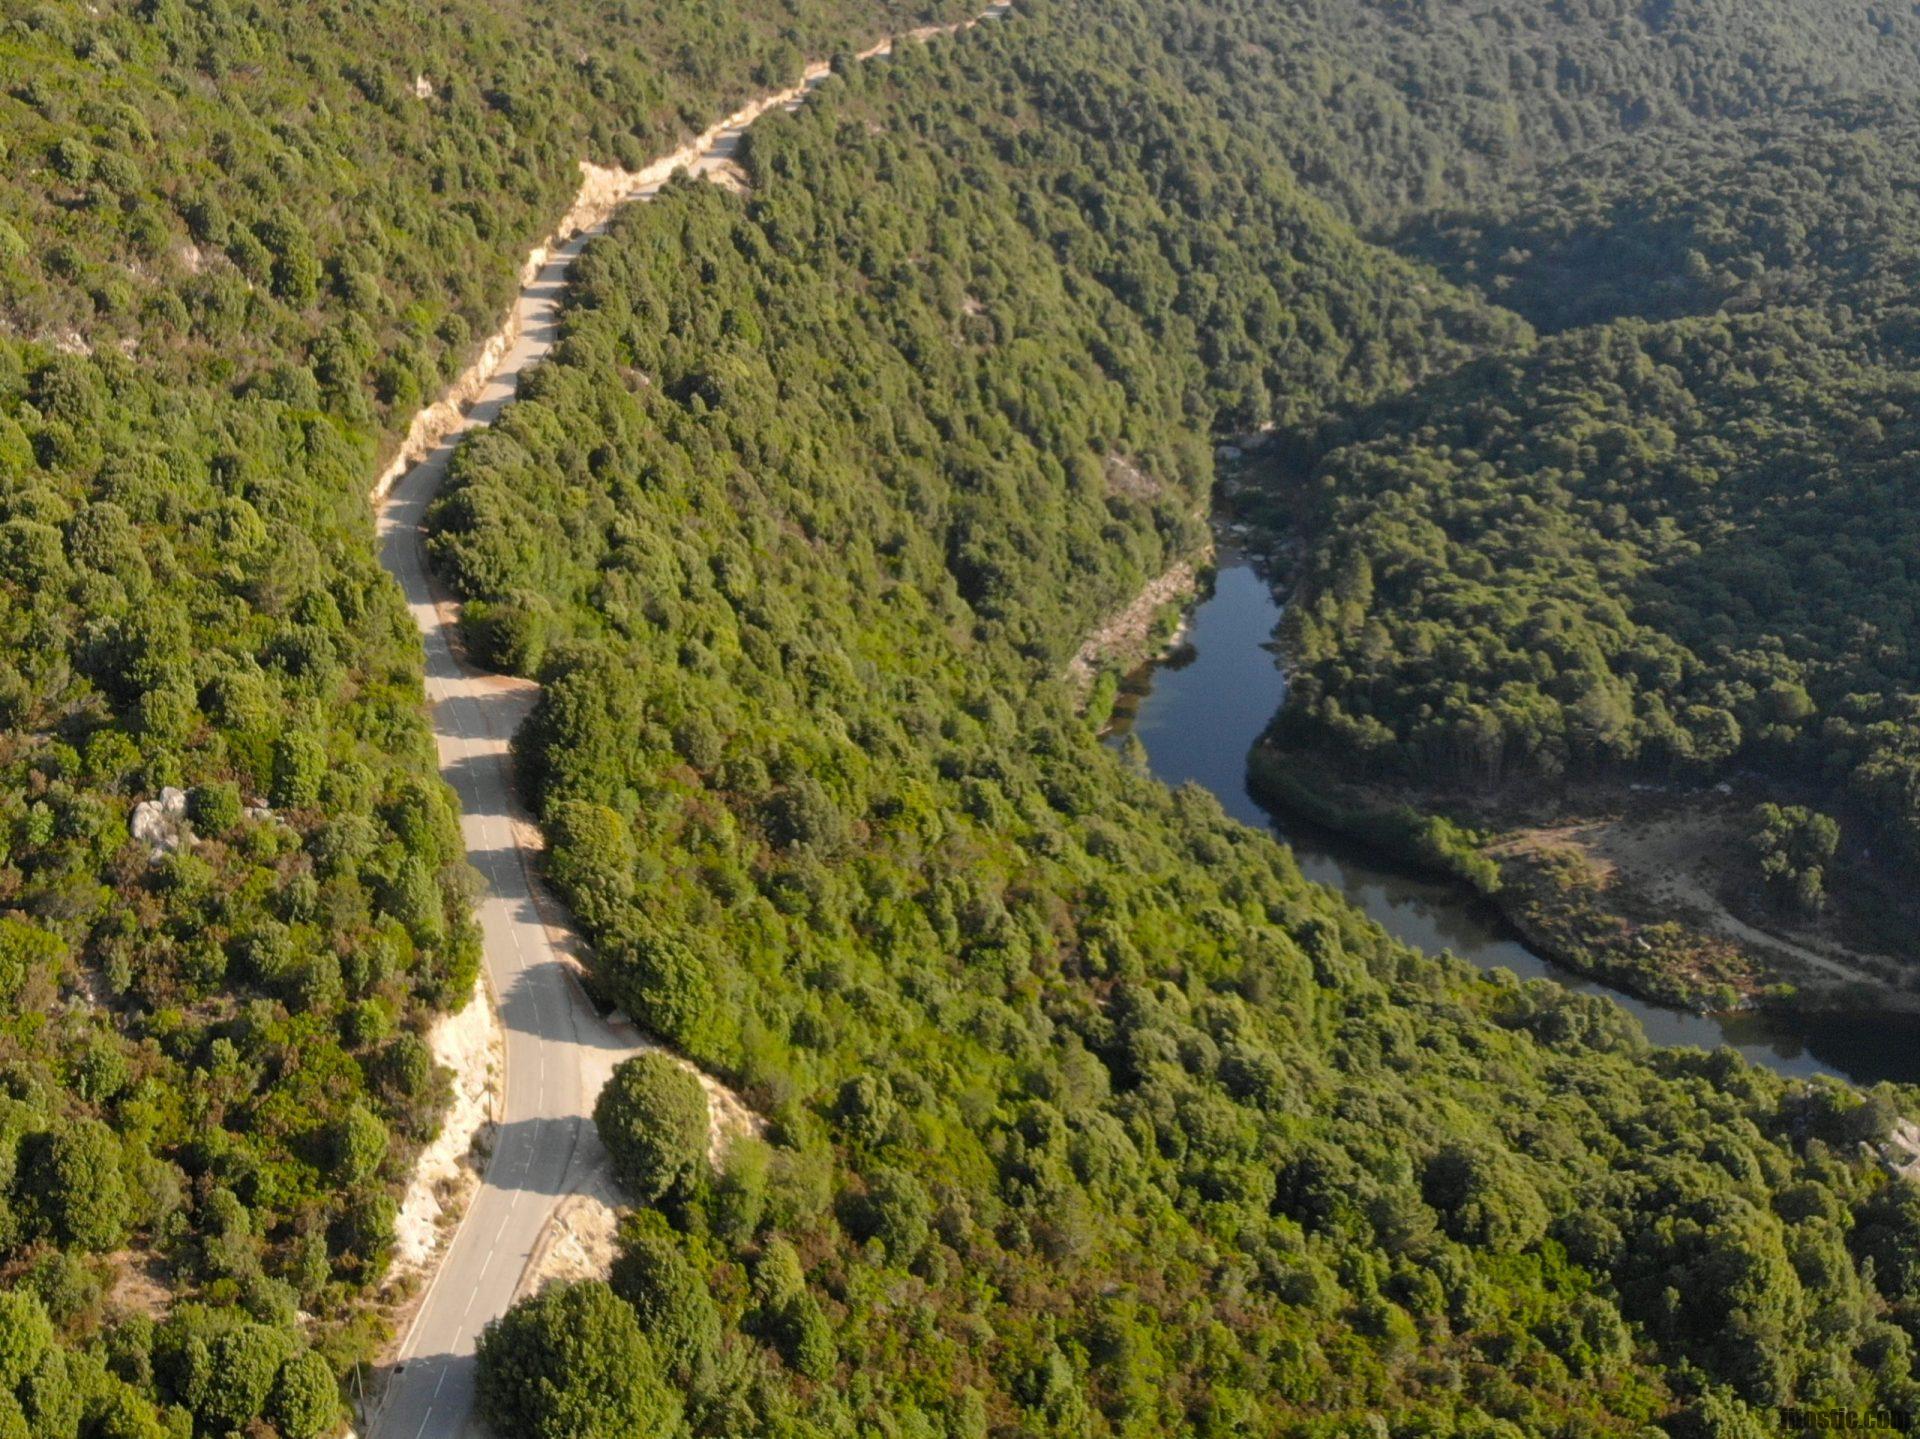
[475, 1280, 679, 1439]
[609, 1213, 722, 1388]
[594, 1054, 709, 1205]
[1748, 803, 1841, 916]
[20, 1120, 128, 1252]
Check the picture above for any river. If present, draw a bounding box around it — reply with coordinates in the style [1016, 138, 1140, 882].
[1108, 545, 1920, 1088]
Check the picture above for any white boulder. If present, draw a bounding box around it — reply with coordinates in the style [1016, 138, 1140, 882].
[129, 787, 191, 858]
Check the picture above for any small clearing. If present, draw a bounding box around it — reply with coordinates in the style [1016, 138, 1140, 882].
[1505, 798, 1917, 1005]
[517, 1183, 624, 1299]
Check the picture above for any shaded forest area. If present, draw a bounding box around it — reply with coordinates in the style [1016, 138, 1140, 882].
[1266, 95, 1920, 1004]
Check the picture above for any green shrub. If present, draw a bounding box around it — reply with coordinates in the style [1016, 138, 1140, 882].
[475, 1281, 679, 1439]
[21, 1120, 128, 1252]
[593, 1055, 708, 1205]
[608, 1215, 722, 1385]
[186, 782, 243, 837]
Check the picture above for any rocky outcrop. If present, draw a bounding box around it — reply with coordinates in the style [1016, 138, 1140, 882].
[1065, 557, 1208, 693]
[129, 787, 189, 858]
[391, 975, 504, 1272]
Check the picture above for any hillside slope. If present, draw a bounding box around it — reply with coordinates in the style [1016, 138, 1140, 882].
[5, 0, 1920, 1431]
[433, 10, 1920, 1435]
[1114, 0, 1920, 225]
[0, 0, 968, 1431]
[1258, 96, 1920, 1004]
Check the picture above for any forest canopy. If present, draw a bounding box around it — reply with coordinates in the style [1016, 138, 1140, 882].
[1272, 105, 1920, 883]
[432, 5, 1920, 1435]
[4, 0, 1920, 1430]
[0, 0, 976, 1428]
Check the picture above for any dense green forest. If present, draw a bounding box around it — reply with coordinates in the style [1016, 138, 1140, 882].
[428, 7, 1920, 1435]
[8, 0, 1920, 1429]
[0, 0, 972, 405]
[1277, 306, 1920, 824]
[0, 0, 971, 1431]
[1399, 106, 1920, 334]
[1112, 0, 1920, 965]
[1263, 93, 1920, 989]
[1127, 0, 1920, 228]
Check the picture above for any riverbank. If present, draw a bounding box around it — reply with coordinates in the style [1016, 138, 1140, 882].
[1109, 544, 1920, 1086]
[1252, 749, 1920, 1018]
[1070, 551, 1210, 727]
[1208, 447, 1920, 1020]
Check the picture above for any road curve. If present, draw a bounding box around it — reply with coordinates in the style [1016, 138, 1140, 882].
[369, 10, 1006, 1437]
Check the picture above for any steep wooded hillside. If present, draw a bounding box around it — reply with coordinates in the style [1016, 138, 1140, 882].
[433, 11, 1920, 1435]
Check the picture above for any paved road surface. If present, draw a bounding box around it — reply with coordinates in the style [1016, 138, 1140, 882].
[366, 11, 1006, 1432]
[373, 213, 633, 1439]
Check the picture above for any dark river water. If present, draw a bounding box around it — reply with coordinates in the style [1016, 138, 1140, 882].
[1109, 547, 1920, 1088]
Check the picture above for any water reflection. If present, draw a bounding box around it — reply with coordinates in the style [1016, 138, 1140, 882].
[1109, 549, 1918, 1087]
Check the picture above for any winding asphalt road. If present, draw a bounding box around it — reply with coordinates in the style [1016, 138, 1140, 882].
[373, 213, 631, 1439]
[368, 10, 1006, 1436]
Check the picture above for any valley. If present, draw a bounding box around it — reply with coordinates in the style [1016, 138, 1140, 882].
[3, 0, 1920, 1435]
[1112, 544, 1920, 1088]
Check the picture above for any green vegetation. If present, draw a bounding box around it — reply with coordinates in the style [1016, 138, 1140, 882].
[1749, 805, 1841, 919]
[595, 1054, 710, 1206]
[7, 0, 1920, 1426]
[0, 0, 971, 404]
[1399, 106, 1920, 334]
[1274, 308, 1920, 841]
[1247, 749, 1499, 896]
[1261, 123, 1920, 988]
[1211, 17, 1920, 989]
[1118, 0, 1920, 228]
[451, 5, 1920, 1433]
[475, 1279, 679, 1439]
[0, 0, 978, 1424]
